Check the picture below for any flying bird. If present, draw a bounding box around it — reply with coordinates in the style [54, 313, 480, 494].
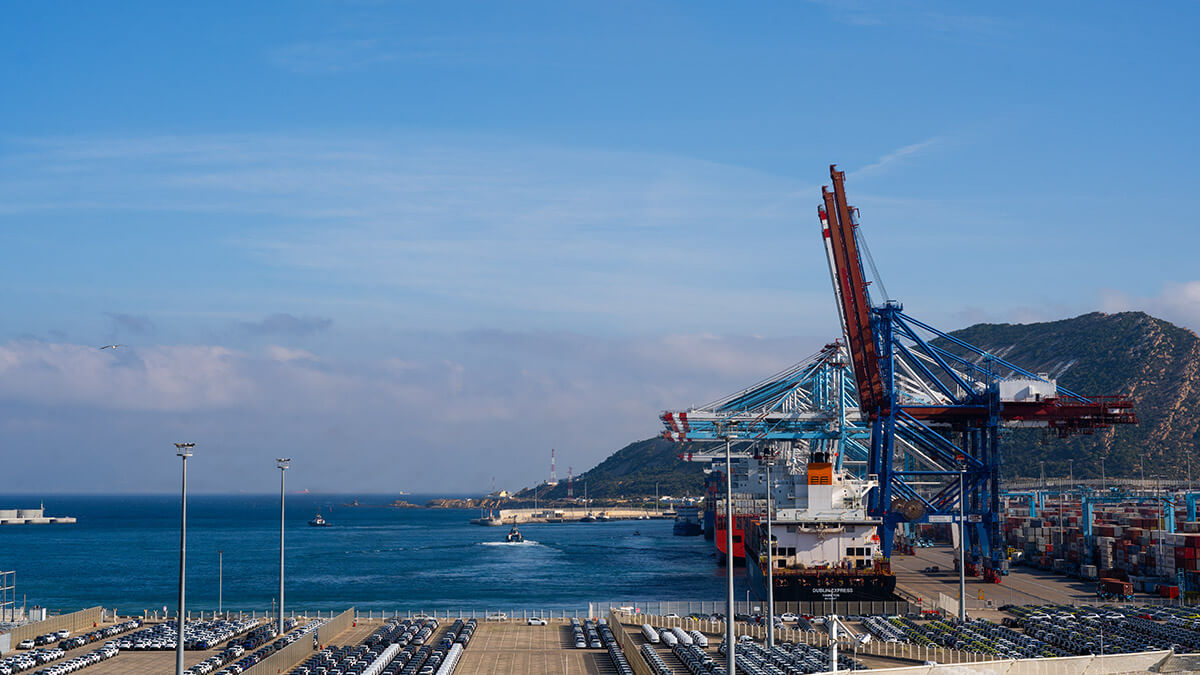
[99, 344, 123, 350]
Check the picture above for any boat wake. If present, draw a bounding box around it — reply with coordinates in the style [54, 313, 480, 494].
[479, 540, 540, 547]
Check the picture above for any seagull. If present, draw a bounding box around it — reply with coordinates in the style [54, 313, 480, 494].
[99, 344, 123, 350]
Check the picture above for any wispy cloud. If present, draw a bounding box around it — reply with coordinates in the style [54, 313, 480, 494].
[267, 37, 486, 74]
[0, 133, 836, 336]
[106, 312, 154, 335]
[851, 137, 944, 178]
[238, 313, 333, 337]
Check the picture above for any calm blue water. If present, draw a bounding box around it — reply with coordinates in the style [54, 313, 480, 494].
[0, 495, 743, 614]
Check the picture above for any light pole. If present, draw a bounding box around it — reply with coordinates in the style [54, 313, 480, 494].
[718, 424, 737, 675]
[173, 442, 195, 675]
[217, 550, 223, 617]
[1101, 457, 1106, 490]
[276, 458, 290, 633]
[958, 465, 967, 622]
[764, 450, 775, 648]
[1069, 459, 1074, 485]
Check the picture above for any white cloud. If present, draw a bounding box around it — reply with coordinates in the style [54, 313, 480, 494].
[0, 331, 826, 493]
[265, 345, 317, 362]
[1100, 281, 1200, 333]
[851, 137, 945, 178]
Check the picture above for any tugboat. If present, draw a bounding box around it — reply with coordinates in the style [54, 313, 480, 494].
[308, 512, 328, 527]
[506, 522, 524, 543]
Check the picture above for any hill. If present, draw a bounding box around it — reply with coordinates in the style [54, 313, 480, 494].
[940, 311, 1200, 480]
[511, 311, 1200, 499]
[516, 437, 711, 501]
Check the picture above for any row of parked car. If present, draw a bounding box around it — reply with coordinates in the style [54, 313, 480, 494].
[719, 639, 865, 674]
[1010, 604, 1200, 656]
[2, 620, 142, 675]
[639, 644, 672, 675]
[287, 617, 458, 675]
[571, 618, 602, 650]
[18, 644, 119, 675]
[206, 618, 314, 675]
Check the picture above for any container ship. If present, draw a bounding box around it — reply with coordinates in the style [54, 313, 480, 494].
[745, 451, 895, 602]
[713, 497, 766, 566]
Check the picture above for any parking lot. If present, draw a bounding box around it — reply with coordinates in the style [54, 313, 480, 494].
[454, 620, 617, 675]
[78, 617, 375, 675]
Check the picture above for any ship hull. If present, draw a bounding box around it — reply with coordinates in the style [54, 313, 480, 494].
[746, 550, 897, 602]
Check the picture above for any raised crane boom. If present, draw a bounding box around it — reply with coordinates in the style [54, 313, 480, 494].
[819, 166, 1138, 575]
[821, 167, 884, 418]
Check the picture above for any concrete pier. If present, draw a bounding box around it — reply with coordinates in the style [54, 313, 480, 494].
[484, 506, 670, 524]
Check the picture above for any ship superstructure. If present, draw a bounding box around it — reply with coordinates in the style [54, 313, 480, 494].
[745, 450, 895, 601]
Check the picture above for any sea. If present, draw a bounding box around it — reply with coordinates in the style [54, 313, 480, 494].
[0, 495, 745, 615]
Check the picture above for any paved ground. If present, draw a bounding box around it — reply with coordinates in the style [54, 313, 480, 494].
[82, 617, 360, 675]
[893, 545, 1097, 610]
[455, 621, 616, 675]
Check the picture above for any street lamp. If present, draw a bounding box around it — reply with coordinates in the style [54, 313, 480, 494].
[717, 423, 738, 675]
[217, 551, 223, 617]
[173, 442, 195, 675]
[957, 459, 967, 622]
[276, 458, 290, 633]
[764, 448, 775, 648]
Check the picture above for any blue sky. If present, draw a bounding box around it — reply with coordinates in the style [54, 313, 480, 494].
[1, 1, 1197, 494]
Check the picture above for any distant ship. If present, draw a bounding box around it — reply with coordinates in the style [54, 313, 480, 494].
[308, 513, 329, 527]
[673, 505, 702, 536]
[745, 451, 895, 601]
[470, 509, 503, 526]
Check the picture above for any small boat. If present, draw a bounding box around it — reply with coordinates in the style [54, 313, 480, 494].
[598, 512, 611, 522]
[633, 530, 641, 536]
[506, 524, 524, 543]
[580, 513, 597, 523]
[308, 513, 328, 527]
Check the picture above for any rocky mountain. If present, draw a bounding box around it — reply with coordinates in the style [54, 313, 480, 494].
[512, 311, 1200, 498]
[941, 311, 1200, 480]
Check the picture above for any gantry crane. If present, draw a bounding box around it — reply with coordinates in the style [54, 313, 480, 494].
[819, 165, 1137, 579]
[661, 342, 870, 471]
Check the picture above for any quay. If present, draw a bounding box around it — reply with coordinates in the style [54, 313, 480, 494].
[473, 506, 672, 525]
[0, 507, 75, 525]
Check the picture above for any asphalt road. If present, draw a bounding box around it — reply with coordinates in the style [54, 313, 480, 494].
[893, 545, 1098, 610]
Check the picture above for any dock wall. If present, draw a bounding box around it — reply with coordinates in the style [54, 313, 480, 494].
[609, 610, 655, 675]
[316, 607, 355, 647]
[241, 635, 313, 675]
[5, 606, 103, 652]
[846, 649, 1172, 675]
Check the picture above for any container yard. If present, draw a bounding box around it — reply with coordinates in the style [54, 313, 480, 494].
[996, 487, 1200, 601]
